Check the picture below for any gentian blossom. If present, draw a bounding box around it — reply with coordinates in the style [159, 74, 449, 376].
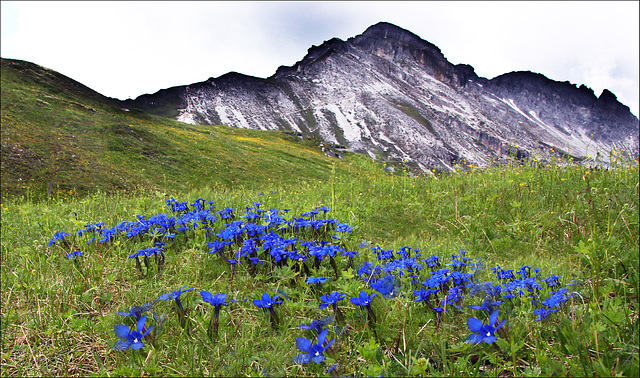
[335, 223, 353, 233]
[65, 250, 83, 259]
[201, 292, 238, 315]
[156, 285, 194, 309]
[319, 292, 346, 310]
[114, 315, 154, 351]
[465, 309, 506, 344]
[157, 286, 193, 328]
[307, 276, 330, 291]
[297, 316, 334, 334]
[201, 291, 237, 340]
[253, 292, 282, 310]
[117, 303, 154, 321]
[468, 297, 504, 312]
[413, 287, 438, 306]
[350, 290, 379, 323]
[253, 292, 283, 327]
[371, 275, 396, 298]
[48, 231, 69, 247]
[320, 292, 346, 323]
[294, 328, 335, 364]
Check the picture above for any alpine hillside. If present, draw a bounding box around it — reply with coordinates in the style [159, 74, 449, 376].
[0, 57, 364, 199]
[126, 22, 639, 172]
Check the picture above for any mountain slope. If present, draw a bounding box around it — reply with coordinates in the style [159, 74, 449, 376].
[0, 58, 366, 199]
[127, 22, 639, 171]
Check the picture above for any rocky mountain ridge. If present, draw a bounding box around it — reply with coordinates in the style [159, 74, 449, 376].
[126, 22, 639, 171]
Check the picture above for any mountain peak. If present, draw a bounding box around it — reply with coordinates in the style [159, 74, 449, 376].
[353, 21, 442, 53]
[360, 21, 415, 38]
[349, 21, 474, 87]
[126, 22, 638, 170]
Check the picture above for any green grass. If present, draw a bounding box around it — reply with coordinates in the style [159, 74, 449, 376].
[1, 58, 365, 201]
[1, 57, 638, 377]
[1, 156, 638, 377]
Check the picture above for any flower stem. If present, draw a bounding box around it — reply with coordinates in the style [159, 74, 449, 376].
[268, 308, 279, 329]
[333, 305, 345, 324]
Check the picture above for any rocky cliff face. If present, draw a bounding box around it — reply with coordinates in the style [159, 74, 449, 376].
[126, 22, 639, 171]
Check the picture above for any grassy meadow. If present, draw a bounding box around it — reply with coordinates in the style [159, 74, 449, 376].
[1, 58, 347, 200]
[1, 57, 638, 376]
[1, 154, 638, 377]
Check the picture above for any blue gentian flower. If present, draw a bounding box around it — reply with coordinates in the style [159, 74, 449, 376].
[129, 247, 162, 259]
[541, 288, 571, 309]
[301, 211, 319, 220]
[316, 205, 330, 214]
[342, 250, 359, 259]
[493, 264, 515, 281]
[465, 309, 506, 344]
[248, 256, 263, 265]
[297, 316, 334, 334]
[442, 286, 464, 309]
[350, 290, 379, 323]
[320, 292, 346, 323]
[164, 233, 178, 240]
[413, 288, 438, 305]
[253, 292, 282, 327]
[468, 297, 504, 312]
[423, 255, 442, 268]
[208, 240, 226, 254]
[319, 292, 346, 310]
[371, 275, 396, 298]
[543, 274, 562, 288]
[191, 198, 206, 211]
[350, 290, 378, 308]
[157, 286, 194, 304]
[157, 286, 193, 328]
[114, 315, 154, 350]
[371, 245, 394, 260]
[201, 291, 238, 340]
[294, 328, 335, 364]
[446, 255, 467, 270]
[335, 223, 352, 233]
[253, 292, 282, 310]
[307, 276, 331, 291]
[357, 262, 380, 280]
[517, 265, 533, 279]
[117, 303, 154, 321]
[201, 291, 238, 310]
[48, 231, 69, 247]
[65, 250, 83, 259]
[533, 307, 557, 321]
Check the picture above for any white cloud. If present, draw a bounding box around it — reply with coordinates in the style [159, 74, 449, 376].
[1, 1, 638, 116]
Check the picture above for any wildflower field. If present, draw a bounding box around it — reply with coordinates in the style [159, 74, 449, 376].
[1, 154, 638, 377]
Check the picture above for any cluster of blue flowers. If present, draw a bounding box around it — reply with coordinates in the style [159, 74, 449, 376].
[48, 231, 69, 246]
[48, 196, 580, 360]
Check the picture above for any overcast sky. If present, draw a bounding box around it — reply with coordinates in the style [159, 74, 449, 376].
[2, 1, 638, 116]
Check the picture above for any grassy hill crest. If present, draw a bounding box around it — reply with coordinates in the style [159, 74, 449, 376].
[1, 58, 371, 201]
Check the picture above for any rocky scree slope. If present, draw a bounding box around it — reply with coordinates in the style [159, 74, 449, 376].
[126, 22, 639, 171]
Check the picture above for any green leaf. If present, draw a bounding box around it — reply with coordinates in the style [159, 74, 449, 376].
[341, 267, 355, 280]
[495, 338, 509, 349]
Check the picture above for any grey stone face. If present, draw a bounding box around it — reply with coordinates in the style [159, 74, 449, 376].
[127, 22, 639, 171]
